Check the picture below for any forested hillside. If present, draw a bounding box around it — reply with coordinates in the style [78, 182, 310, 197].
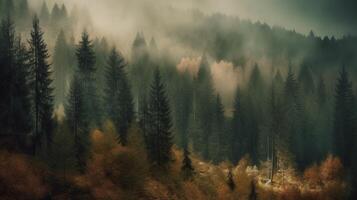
[0, 0, 356, 199]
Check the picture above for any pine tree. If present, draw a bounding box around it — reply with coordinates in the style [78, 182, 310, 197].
[181, 147, 194, 179]
[53, 30, 70, 106]
[39, 1, 50, 25]
[76, 31, 101, 127]
[266, 83, 286, 181]
[51, 3, 61, 23]
[16, 0, 30, 22]
[227, 168, 235, 191]
[28, 15, 54, 155]
[193, 53, 214, 159]
[104, 47, 134, 145]
[317, 75, 327, 105]
[333, 66, 355, 168]
[65, 75, 89, 173]
[210, 94, 225, 163]
[231, 87, 246, 164]
[146, 68, 173, 166]
[298, 63, 315, 95]
[246, 64, 264, 164]
[172, 72, 193, 148]
[0, 16, 32, 139]
[284, 67, 306, 169]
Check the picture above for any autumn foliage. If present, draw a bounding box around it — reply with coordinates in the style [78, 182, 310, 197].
[0, 151, 48, 199]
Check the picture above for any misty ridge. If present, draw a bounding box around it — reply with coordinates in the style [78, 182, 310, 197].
[1, 0, 357, 199]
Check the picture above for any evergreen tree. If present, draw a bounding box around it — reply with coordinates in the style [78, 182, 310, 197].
[227, 168, 235, 191]
[65, 75, 89, 173]
[266, 83, 286, 181]
[95, 37, 109, 94]
[39, 1, 50, 25]
[246, 64, 265, 164]
[172, 72, 193, 148]
[210, 94, 225, 163]
[333, 66, 355, 168]
[146, 68, 173, 166]
[284, 67, 307, 168]
[28, 15, 54, 155]
[0, 16, 32, 139]
[317, 75, 327, 105]
[104, 47, 134, 145]
[51, 3, 61, 23]
[231, 87, 246, 164]
[16, 0, 30, 22]
[76, 31, 101, 127]
[130, 32, 150, 114]
[181, 147, 194, 179]
[193, 53, 214, 159]
[53, 30, 70, 106]
[298, 63, 315, 95]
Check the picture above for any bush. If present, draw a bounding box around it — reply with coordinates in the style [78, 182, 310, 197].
[0, 151, 48, 199]
[76, 127, 149, 199]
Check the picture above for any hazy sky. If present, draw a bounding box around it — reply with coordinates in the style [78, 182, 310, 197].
[33, 0, 357, 37]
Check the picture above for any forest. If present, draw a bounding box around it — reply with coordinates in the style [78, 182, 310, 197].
[0, 0, 357, 199]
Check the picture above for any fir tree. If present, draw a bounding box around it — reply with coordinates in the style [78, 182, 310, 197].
[298, 63, 315, 95]
[65, 75, 89, 173]
[317, 75, 327, 105]
[210, 94, 225, 163]
[51, 3, 61, 23]
[181, 147, 194, 179]
[104, 47, 134, 145]
[0, 16, 32, 139]
[193, 53, 214, 159]
[76, 31, 101, 127]
[39, 1, 49, 24]
[146, 68, 173, 166]
[333, 66, 355, 167]
[53, 30, 70, 106]
[16, 0, 30, 22]
[28, 15, 54, 155]
[231, 87, 246, 164]
[284, 67, 306, 169]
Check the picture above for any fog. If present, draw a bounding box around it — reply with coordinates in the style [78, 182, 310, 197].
[30, 0, 357, 41]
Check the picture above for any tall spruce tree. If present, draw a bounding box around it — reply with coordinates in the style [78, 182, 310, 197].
[39, 1, 50, 25]
[0, 16, 32, 139]
[298, 63, 315, 95]
[181, 147, 194, 179]
[284, 67, 306, 169]
[193, 53, 214, 159]
[210, 94, 225, 163]
[146, 68, 173, 166]
[65, 74, 89, 173]
[53, 30, 70, 106]
[76, 31, 101, 127]
[333, 66, 355, 168]
[104, 47, 134, 145]
[231, 87, 246, 164]
[28, 15, 54, 155]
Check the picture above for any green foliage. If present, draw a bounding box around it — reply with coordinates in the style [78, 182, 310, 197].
[76, 31, 102, 127]
[181, 147, 194, 179]
[0, 16, 32, 139]
[104, 47, 134, 145]
[146, 68, 173, 166]
[28, 15, 54, 155]
[333, 66, 355, 168]
[65, 74, 89, 173]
